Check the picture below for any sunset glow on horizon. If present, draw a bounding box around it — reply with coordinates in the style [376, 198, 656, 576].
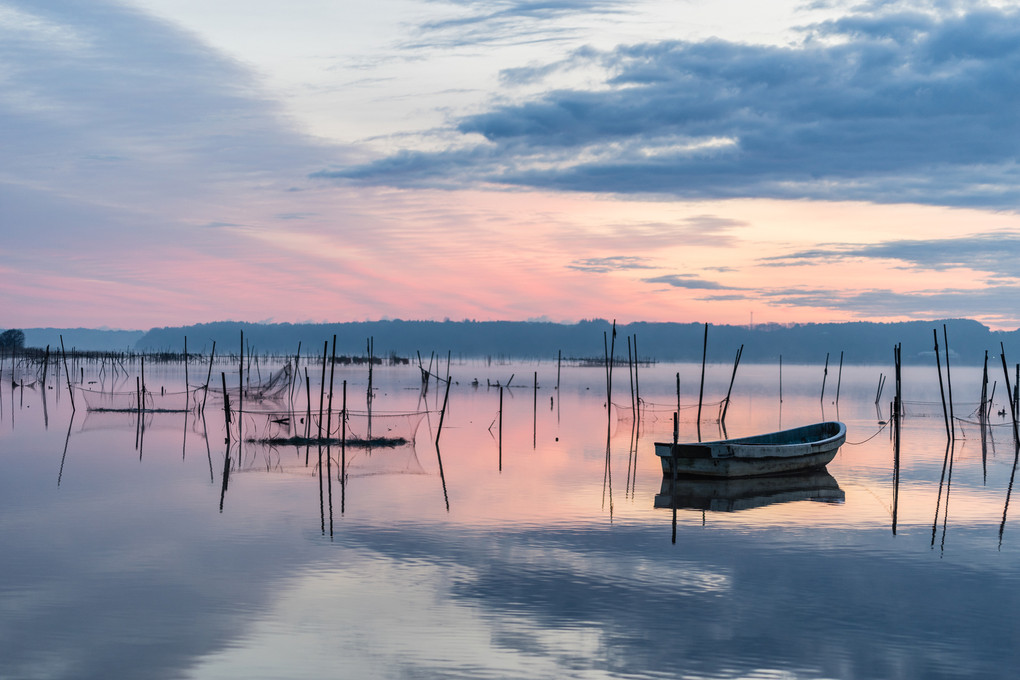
[5, 1, 1020, 331]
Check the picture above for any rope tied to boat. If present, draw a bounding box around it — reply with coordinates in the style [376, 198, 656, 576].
[844, 421, 889, 446]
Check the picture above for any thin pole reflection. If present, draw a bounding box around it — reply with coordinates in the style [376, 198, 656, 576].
[57, 411, 74, 487]
[931, 441, 955, 552]
[999, 441, 1020, 549]
[436, 441, 450, 512]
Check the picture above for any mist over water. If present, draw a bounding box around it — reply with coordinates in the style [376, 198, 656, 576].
[2, 357, 1019, 679]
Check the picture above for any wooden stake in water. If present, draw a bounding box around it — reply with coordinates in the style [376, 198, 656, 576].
[894, 343, 902, 426]
[532, 370, 537, 448]
[238, 330, 243, 447]
[436, 374, 452, 446]
[341, 380, 347, 489]
[676, 372, 681, 415]
[1000, 343, 1019, 444]
[943, 324, 955, 440]
[820, 352, 829, 403]
[318, 341, 327, 440]
[980, 351, 989, 420]
[720, 344, 743, 425]
[305, 368, 312, 440]
[41, 345, 49, 389]
[202, 341, 216, 414]
[934, 329, 950, 441]
[498, 385, 503, 472]
[835, 351, 844, 406]
[1007, 360, 1015, 426]
[220, 372, 232, 445]
[633, 335, 640, 420]
[557, 350, 561, 392]
[183, 336, 189, 412]
[59, 335, 75, 411]
[697, 322, 707, 442]
[326, 335, 337, 440]
[627, 336, 636, 419]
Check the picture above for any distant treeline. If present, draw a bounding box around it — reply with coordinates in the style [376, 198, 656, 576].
[18, 318, 1020, 365]
[124, 318, 1020, 366]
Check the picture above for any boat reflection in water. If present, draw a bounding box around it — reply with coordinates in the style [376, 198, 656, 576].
[654, 469, 845, 512]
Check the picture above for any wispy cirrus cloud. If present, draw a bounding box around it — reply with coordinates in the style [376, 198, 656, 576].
[757, 284, 1020, 326]
[409, 1, 627, 48]
[322, 4, 1020, 209]
[764, 232, 1020, 278]
[569, 255, 653, 272]
[643, 274, 737, 290]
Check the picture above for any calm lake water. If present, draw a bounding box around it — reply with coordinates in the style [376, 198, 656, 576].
[2, 356, 1020, 679]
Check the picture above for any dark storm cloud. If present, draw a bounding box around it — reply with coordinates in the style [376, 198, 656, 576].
[325, 5, 1020, 208]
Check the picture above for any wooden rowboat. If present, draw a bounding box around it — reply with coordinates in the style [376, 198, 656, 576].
[655, 421, 846, 478]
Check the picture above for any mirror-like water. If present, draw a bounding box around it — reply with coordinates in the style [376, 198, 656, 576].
[2, 357, 1019, 679]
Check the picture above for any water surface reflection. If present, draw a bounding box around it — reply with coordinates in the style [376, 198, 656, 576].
[2, 360, 1020, 679]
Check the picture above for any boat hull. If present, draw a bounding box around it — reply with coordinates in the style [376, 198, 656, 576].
[655, 422, 846, 478]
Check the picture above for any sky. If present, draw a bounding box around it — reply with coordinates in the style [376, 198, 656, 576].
[4, 0, 1020, 330]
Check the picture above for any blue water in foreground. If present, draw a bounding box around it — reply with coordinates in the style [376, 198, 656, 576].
[2, 359, 1019, 679]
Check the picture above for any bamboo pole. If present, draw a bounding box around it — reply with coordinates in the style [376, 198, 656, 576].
[499, 385, 503, 472]
[341, 380, 347, 485]
[934, 329, 950, 441]
[237, 332, 242, 449]
[676, 372, 680, 415]
[820, 352, 829, 403]
[59, 335, 75, 411]
[326, 335, 337, 440]
[318, 341, 327, 440]
[202, 341, 216, 414]
[184, 336, 189, 412]
[720, 344, 743, 425]
[557, 350, 561, 392]
[220, 372, 231, 444]
[633, 335, 640, 417]
[532, 370, 538, 448]
[980, 351, 989, 420]
[835, 351, 844, 405]
[943, 325, 955, 440]
[1000, 343, 1019, 444]
[436, 374, 452, 446]
[779, 354, 783, 403]
[627, 337, 636, 418]
[697, 322, 707, 442]
[894, 343, 902, 431]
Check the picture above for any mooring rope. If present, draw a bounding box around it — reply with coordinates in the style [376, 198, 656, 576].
[844, 421, 889, 445]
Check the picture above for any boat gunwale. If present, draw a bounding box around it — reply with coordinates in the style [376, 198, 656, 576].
[653, 422, 847, 466]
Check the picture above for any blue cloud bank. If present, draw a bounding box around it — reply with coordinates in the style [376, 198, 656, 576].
[321, 5, 1020, 208]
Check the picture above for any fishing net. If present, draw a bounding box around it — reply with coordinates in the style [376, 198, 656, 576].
[76, 385, 194, 412]
[235, 407, 431, 446]
[612, 398, 727, 425]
